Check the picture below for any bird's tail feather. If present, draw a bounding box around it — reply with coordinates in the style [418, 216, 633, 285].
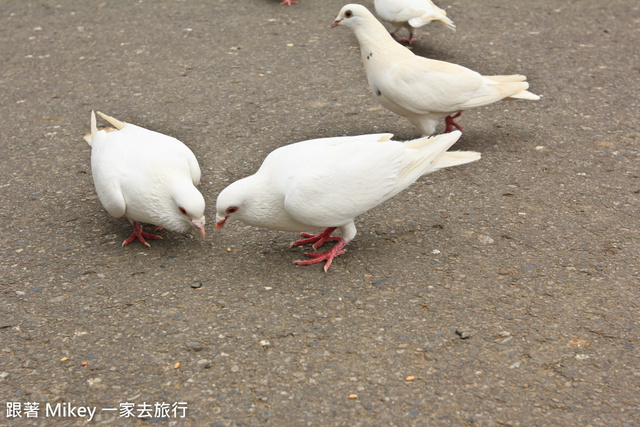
[97, 111, 126, 130]
[84, 110, 98, 146]
[400, 131, 466, 181]
[483, 75, 540, 100]
[409, 8, 455, 31]
[389, 131, 478, 201]
[430, 151, 481, 174]
[506, 90, 540, 101]
[441, 16, 456, 31]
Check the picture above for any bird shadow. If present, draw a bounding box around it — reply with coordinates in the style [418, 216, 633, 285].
[408, 43, 459, 63]
[452, 125, 541, 154]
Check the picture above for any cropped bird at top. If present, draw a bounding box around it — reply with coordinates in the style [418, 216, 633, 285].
[84, 111, 206, 247]
[215, 131, 479, 272]
[374, 0, 455, 44]
[332, 4, 540, 136]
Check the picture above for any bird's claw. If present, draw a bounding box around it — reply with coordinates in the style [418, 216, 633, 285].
[290, 227, 339, 249]
[122, 221, 163, 247]
[445, 111, 463, 133]
[294, 238, 348, 272]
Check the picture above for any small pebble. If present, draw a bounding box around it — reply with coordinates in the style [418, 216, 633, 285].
[455, 330, 473, 339]
[259, 340, 271, 348]
[197, 359, 212, 369]
[185, 342, 203, 352]
[191, 282, 202, 289]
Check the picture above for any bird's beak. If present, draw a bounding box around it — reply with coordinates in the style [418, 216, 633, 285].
[215, 214, 228, 231]
[191, 216, 206, 238]
[331, 18, 341, 28]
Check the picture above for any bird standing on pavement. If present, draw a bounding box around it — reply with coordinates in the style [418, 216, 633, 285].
[332, 4, 539, 136]
[84, 111, 206, 247]
[215, 131, 479, 272]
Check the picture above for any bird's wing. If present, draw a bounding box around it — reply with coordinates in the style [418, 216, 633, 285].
[280, 132, 469, 228]
[275, 136, 406, 227]
[90, 131, 128, 218]
[376, 57, 486, 114]
[118, 124, 202, 185]
[186, 152, 201, 186]
[398, 0, 440, 22]
[375, 0, 406, 22]
[406, 0, 452, 28]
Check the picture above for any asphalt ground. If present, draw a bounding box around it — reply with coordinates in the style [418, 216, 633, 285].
[1, 0, 639, 425]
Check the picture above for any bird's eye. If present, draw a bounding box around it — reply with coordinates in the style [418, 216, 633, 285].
[345, 10, 353, 18]
[226, 206, 238, 215]
[179, 207, 187, 215]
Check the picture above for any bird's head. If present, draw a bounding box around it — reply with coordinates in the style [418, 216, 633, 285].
[215, 182, 244, 231]
[172, 184, 206, 238]
[215, 205, 238, 231]
[332, 4, 371, 29]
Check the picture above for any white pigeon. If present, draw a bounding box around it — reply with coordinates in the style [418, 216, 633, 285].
[215, 131, 479, 272]
[84, 111, 206, 247]
[374, 0, 455, 44]
[332, 4, 540, 136]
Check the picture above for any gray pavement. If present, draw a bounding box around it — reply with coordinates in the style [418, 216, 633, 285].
[1, 0, 639, 425]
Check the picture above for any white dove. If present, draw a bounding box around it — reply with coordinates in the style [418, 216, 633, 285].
[332, 4, 540, 136]
[374, 0, 455, 44]
[84, 111, 206, 247]
[215, 131, 479, 272]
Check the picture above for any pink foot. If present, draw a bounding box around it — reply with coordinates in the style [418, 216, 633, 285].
[290, 227, 340, 250]
[295, 238, 348, 272]
[445, 111, 463, 133]
[122, 221, 162, 247]
[396, 36, 417, 44]
[281, 0, 298, 4]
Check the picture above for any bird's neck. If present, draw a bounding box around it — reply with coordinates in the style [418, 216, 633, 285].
[353, 21, 413, 65]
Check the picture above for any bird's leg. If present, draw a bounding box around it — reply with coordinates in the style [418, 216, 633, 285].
[396, 29, 416, 44]
[280, 0, 298, 4]
[295, 238, 348, 273]
[445, 111, 463, 133]
[290, 227, 340, 250]
[407, 29, 417, 44]
[122, 221, 163, 247]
